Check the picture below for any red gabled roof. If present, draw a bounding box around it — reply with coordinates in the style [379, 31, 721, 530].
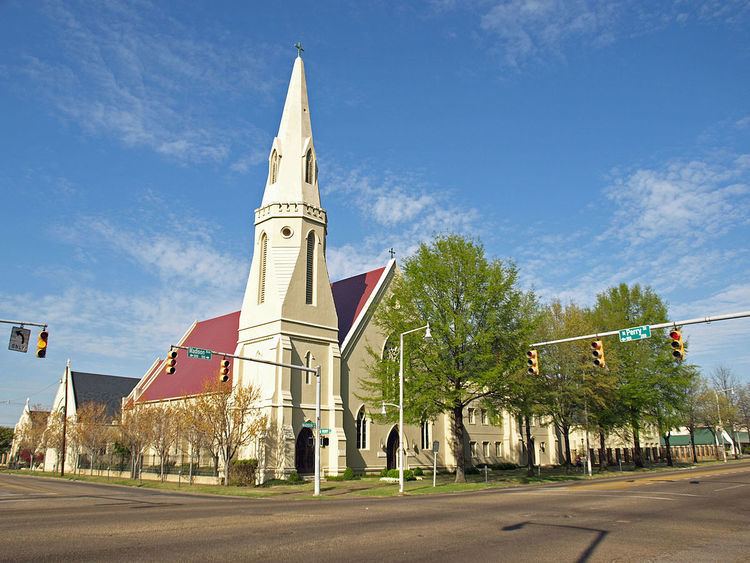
[135, 266, 390, 403]
[331, 266, 387, 346]
[137, 311, 240, 403]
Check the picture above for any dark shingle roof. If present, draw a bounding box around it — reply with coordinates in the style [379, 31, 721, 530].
[71, 372, 140, 418]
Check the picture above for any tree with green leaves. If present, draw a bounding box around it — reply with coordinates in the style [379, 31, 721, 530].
[679, 367, 706, 464]
[592, 283, 676, 468]
[0, 426, 13, 457]
[360, 235, 538, 483]
[535, 301, 617, 470]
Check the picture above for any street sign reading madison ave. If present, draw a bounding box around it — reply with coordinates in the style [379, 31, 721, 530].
[618, 325, 652, 342]
[187, 346, 212, 360]
[8, 326, 31, 353]
[320, 428, 331, 435]
[302, 421, 315, 428]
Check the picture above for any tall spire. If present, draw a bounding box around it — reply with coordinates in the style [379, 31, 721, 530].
[261, 54, 319, 207]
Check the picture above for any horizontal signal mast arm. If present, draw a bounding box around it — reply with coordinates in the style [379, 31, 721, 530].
[0, 319, 48, 328]
[169, 344, 318, 373]
[530, 310, 750, 348]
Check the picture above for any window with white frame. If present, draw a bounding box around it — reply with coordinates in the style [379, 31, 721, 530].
[470, 441, 477, 458]
[468, 408, 476, 424]
[481, 409, 488, 425]
[482, 441, 489, 458]
[356, 407, 367, 449]
[495, 441, 502, 457]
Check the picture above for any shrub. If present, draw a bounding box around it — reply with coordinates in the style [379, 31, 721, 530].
[379, 468, 389, 477]
[413, 467, 424, 476]
[343, 467, 355, 480]
[384, 468, 415, 481]
[230, 459, 258, 486]
[464, 466, 480, 475]
[491, 462, 518, 470]
[287, 470, 303, 483]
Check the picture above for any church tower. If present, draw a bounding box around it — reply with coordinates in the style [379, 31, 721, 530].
[235, 54, 345, 479]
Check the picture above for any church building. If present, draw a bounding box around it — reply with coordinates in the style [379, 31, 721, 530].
[127, 54, 548, 480]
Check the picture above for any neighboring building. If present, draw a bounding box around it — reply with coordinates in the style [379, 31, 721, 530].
[9, 400, 49, 468]
[43, 363, 139, 473]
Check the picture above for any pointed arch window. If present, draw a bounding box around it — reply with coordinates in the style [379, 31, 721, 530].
[270, 150, 279, 184]
[305, 351, 313, 385]
[420, 421, 431, 450]
[305, 231, 315, 304]
[258, 233, 268, 304]
[356, 407, 368, 450]
[382, 337, 399, 402]
[305, 149, 314, 184]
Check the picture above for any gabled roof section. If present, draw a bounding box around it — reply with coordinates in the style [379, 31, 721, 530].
[332, 260, 394, 353]
[137, 311, 240, 403]
[70, 372, 139, 418]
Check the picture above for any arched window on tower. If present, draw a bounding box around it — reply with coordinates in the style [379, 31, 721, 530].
[305, 351, 313, 385]
[258, 233, 268, 304]
[270, 150, 279, 184]
[305, 231, 315, 304]
[356, 407, 368, 450]
[305, 149, 314, 184]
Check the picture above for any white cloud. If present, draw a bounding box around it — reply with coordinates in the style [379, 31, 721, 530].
[13, 1, 273, 166]
[479, 0, 619, 67]
[603, 155, 750, 245]
[323, 163, 480, 280]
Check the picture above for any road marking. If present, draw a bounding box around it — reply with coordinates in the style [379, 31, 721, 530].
[713, 484, 746, 492]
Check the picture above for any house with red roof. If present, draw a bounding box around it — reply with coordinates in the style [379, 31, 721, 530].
[126, 54, 533, 480]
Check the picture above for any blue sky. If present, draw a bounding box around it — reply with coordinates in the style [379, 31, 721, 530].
[1, 0, 749, 425]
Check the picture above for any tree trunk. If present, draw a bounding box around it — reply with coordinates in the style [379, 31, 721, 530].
[562, 424, 572, 470]
[524, 416, 535, 477]
[689, 427, 698, 463]
[632, 423, 644, 468]
[223, 448, 231, 486]
[598, 429, 607, 471]
[160, 454, 165, 482]
[665, 432, 673, 466]
[452, 405, 466, 483]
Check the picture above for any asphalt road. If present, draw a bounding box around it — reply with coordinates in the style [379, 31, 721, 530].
[1, 463, 749, 562]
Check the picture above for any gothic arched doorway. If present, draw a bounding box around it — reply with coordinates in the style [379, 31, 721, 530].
[386, 427, 399, 470]
[295, 427, 314, 474]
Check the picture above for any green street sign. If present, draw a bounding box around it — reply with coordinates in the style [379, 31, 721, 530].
[187, 346, 212, 360]
[302, 421, 315, 428]
[618, 325, 651, 342]
[320, 428, 331, 435]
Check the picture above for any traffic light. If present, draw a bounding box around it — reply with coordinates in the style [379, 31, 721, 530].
[321, 436, 330, 447]
[219, 359, 230, 382]
[527, 349, 539, 375]
[591, 339, 606, 368]
[669, 329, 684, 361]
[35, 329, 49, 358]
[165, 349, 177, 374]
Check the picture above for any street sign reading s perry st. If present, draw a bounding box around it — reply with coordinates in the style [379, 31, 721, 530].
[618, 325, 651, 342]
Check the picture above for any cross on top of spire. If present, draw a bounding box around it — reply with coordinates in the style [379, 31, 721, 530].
[295, 42, 304, 58]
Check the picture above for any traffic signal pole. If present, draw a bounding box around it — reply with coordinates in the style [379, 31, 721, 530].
[530, 310, 750, 348]
[169, 344, 323, 496]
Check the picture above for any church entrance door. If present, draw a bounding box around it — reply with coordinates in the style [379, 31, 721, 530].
[386, 427, 399, 470]
[295, 427, 314, 474]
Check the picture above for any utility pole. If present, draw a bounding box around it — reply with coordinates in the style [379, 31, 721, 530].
[60, 359, 69, 477]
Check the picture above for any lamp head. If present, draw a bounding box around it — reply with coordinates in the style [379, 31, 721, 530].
[424, 324, 432, 341]
[381, 402, 387, 415]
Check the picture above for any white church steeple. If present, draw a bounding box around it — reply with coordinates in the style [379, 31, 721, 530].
[262, 55, 320, 209]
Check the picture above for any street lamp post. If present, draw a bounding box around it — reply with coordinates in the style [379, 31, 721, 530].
[382, 323, 431, 495]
